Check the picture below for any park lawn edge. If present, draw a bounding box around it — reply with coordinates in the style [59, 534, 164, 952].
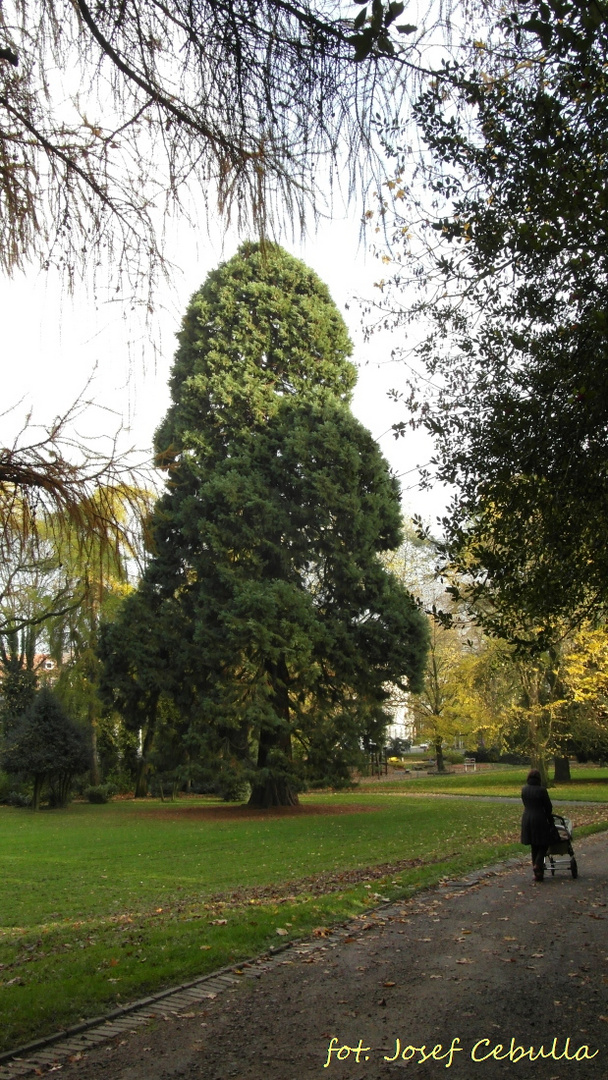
[3, 822, 608, 1053]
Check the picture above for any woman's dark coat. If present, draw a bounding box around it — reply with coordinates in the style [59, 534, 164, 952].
[520, 783, 554, 846]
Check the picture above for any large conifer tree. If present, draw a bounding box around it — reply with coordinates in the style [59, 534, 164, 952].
[135, 242, 428, 805]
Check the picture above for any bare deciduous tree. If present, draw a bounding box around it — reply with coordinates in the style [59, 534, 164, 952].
[0, 0, 424, 289]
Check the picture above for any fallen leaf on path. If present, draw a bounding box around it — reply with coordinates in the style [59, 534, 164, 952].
[383, 981, 396, 987]
[456, 958, 474, 964]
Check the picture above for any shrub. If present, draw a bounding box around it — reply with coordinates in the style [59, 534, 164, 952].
[85, 784, 115, 804]
[1, 687, 90, 809]
[443, 751, 465, 765]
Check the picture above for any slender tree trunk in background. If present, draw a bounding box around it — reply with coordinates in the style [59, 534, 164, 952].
[530, 749, 549, 787]
[32, 774, 43, 810]
[435, 738, 445, 773]
[554, 755, 571, 783]
[89, 705, 101, 785]
[134, 699, 158, 798]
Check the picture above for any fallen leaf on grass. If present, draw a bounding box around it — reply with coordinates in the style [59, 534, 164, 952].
[211, 919, 227, 926]
[276, 928, 288, 936]
[200, 945, 211, 950]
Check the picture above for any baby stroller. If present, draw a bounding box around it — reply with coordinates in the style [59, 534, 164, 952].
[545, 814, 577, 878]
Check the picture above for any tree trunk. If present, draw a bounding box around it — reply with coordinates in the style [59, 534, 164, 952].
[32, 774, 43, 810]
[435, 738, 445, 773]
[249, 656, 298, 808]
[554, 755, 571, 783]
[134, 703, 158, 798]
[248, 728, 298, 808]
[89, 705, 101, 786]
[530, 752, 549, 787]
[134, 756, 150, 798]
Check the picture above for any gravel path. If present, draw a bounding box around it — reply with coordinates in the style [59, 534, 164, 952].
[37, 831, 608, 1080]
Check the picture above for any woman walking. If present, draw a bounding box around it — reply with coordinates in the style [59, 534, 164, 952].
[521, 768, 554, 882]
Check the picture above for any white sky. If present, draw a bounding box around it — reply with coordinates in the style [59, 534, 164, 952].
[2, 207, 449, 528]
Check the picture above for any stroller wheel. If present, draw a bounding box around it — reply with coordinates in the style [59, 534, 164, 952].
[571, 857, 578, 879]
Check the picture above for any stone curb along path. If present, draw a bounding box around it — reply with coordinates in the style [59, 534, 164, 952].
[3, 834, 608, 1080]
[0, 855, 530, 1079]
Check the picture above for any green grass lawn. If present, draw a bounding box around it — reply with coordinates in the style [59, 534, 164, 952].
[359, 766, 608, 801]
[1, 790, 606, 1052]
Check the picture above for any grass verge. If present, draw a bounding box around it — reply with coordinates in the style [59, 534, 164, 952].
[358, 766, 608, 801]
[1, 791, 606, 1052]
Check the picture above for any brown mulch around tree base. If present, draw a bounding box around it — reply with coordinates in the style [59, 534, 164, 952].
[138, 801, 384, 823]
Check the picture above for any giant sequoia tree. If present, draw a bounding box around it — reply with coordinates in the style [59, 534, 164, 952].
[131, 242, 428, 806]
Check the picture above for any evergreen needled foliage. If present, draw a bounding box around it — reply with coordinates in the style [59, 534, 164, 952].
[1, 686, 89, 809]
[108, 242, 428, 806]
